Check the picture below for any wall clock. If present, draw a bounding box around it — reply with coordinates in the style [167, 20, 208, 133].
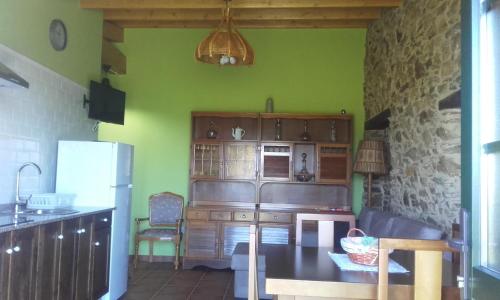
[49, 19, 67, 51]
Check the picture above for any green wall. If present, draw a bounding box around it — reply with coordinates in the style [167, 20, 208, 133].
[99, 28, 366, 256]
[0, 0, 102, 86]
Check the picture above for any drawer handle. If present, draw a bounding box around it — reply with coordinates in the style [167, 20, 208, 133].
[5, 248, 13, 255]
[273, 216, 278, 220]
[57, 234, 64, 240]
[242, 214, 246, 219]
[102, 218, 109, 222]
[94, 241, 100, 247]
[13, 246, 20, 252]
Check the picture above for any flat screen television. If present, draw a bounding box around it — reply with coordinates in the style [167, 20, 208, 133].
[88, 79, 126, 125]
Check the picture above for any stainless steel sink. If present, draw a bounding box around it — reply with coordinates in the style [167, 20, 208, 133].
[0, 215, 34, 227]
[21, 208, 79, 215]
[0, 208, 79, 216]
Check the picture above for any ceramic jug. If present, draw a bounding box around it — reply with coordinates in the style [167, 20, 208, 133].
[232, 126, 246, 140]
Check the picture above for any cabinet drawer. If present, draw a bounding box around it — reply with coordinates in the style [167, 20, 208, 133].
[94, 211, 112, 230]
[259, 212, 292, 223]
[209, 211, 232, 221]
[187, 210, 209, 221]
[233, 211, 255, 222]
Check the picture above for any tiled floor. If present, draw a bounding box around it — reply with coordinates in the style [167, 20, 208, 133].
[124, 262, 235, 300]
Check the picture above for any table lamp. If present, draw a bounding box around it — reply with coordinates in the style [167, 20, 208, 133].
[353, 140, 387, 207]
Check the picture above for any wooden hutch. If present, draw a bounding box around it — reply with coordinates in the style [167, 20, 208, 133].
[183, 112, 353, 269]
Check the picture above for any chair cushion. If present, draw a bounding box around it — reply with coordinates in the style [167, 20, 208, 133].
[138, 229, 177, 240]
[389, 217, 444, 240]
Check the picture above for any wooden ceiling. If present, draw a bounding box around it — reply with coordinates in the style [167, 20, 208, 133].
[81, 0, 402, 29]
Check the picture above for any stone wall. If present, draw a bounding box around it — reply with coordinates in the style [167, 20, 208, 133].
[363, 0, 461, 233]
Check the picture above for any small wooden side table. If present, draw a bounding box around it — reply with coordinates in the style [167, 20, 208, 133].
[295, 212, 356, 248]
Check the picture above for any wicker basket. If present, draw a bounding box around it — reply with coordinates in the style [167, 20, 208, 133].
[340, 228, 379, 266]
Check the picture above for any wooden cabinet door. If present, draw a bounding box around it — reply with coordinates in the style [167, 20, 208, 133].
[92, 227, 111, 299]
[185, 221, 219, 259]
[74, 216, 94, 300]
[9, 227, 37, 300]
[221, 223, 250, 259]
[0, 231, 11, 299]
[57, 218, 79, 300]
[35, 222, 60, 300]
[259, 224, 292, 245]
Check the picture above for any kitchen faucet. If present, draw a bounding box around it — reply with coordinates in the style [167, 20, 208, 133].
[15, 162, 42, 211]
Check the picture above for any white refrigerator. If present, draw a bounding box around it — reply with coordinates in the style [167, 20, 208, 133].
[56, 141, 134, 300]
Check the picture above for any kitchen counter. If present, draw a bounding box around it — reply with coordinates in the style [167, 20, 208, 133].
[0, 205, 114, 233]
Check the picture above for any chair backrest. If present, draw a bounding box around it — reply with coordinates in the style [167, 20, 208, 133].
[377, 238, 453, 300]
[149, 192, 184, 226]
[295, 213, 355, 248]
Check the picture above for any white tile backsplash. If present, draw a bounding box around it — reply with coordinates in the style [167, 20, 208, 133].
[0, 44, 97, 204]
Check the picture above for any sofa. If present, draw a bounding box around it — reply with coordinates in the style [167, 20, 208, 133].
[358, 207, 445, 240]
[231, 208, 445, 299]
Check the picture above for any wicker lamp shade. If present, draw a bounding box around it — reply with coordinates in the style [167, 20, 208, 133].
[353, 140, 387, 175]
[195, 8, 254, 66]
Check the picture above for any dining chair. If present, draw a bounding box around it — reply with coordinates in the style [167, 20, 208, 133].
[377, 238, 454, 300]
[296, 213, 355, 248]
[134, 192, 184, 270]
[248, 224, 259, 300]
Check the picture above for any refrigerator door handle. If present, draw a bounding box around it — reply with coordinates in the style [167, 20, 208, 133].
[111, 184, 133, 188]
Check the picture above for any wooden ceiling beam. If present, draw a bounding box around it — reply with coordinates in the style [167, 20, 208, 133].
[102, 39, 126, 74]
[103, 21, 124, 42]
[104, 8, 381, 22]
[114, 19, 372, 29]
[82, 0, 400, 10]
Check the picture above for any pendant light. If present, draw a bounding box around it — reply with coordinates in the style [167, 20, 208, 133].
[195, 0, 254, 66]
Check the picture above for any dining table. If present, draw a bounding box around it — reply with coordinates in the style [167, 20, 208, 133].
[263, 244, 460, 300]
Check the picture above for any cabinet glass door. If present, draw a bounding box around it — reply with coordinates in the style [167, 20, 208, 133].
[224, 143, 257, 180]
[192, 143, 222, 179]
[317, 144, 351, 184]
[261, 144, 292, 181]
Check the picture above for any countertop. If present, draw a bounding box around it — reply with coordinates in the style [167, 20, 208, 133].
[0, 205, 114, 233]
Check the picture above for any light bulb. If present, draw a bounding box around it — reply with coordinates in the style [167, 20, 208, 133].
[220, 55, 229, 65]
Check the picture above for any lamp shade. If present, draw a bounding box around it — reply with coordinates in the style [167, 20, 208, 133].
[353, 140, 387, 175]
[195, 8, 254, 66]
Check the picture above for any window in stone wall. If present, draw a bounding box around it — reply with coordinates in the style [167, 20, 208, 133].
[479, 0, 500, 275]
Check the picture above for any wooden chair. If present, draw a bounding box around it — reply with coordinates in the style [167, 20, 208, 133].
[296, 213, 355, 248]
[134, 192, 184, 270]
[377, 238, 454, 300]
[248, 224, 259, 300]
